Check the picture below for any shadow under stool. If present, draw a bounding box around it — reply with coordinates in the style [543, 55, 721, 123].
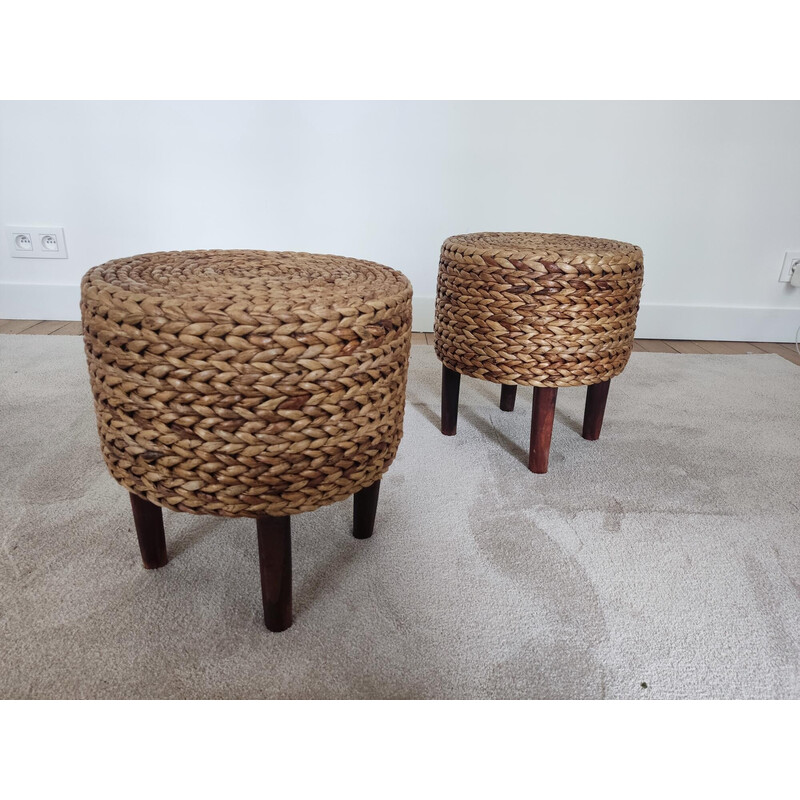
[441, 366, 611, 473]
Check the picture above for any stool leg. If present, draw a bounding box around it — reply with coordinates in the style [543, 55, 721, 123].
[353, 479, 381, 539]
[256, 515, 292, 632]
[441, 365, 461, 436]
[582, 380, 611, 441]
[500, 384, 517, 412]
[129, 493, 168, 569]
[528, 387, 558, 474]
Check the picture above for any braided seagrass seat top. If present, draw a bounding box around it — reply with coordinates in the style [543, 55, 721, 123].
[81, 250, 412, 517]
[434, 232, 644, 388]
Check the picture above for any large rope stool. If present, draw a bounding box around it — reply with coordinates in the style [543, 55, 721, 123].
[81, 250, 412, 631]
[434, 232, 643, 473]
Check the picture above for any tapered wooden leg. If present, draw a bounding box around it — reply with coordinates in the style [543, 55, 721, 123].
[256, 515, 292, 632]
[500, 384, 517, 412]
[441, 365, 461, 436]
[129, 493, 168, 569]
[353, 479, 380, 539]
[582, 380, 611, 441]
[528, 387, 558, 474]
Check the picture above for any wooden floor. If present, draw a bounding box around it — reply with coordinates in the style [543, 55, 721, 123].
[0, 319, 83, 335]
[1, 320, 798, 366]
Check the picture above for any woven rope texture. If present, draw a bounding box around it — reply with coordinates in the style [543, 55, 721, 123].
[81, 250, 412, 517]
[434, 232, 644, 388]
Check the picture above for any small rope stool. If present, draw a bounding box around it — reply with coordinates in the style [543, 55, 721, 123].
[434, 232, 643, 473]
[81, 250, 412, 631]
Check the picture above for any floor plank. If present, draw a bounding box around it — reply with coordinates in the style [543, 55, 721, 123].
[692, 341, 738, 355]
[0, 319, 41, 334]
[23, 320, 73, 335]
[720, 341, 768, 355]
[51, 321, 83, 335]
[776, 341, 800, 355]
[410, 333, 428, 345]
[425, 333, 435, 345]
[690, 340, 767, 355]
[737, 341, 769, 353]
[668, 340, 709, 354]
[637, 339, 679, 353]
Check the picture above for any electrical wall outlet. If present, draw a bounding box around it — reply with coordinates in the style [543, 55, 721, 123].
[5, 226, 68, 259]
[778, 250, 800, 283]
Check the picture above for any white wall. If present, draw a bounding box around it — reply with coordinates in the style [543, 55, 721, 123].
[1, 101, 799, 340]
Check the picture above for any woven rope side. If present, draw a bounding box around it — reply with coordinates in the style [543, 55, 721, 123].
[433, 233, 644, 388]
[82, 250, 412, 517]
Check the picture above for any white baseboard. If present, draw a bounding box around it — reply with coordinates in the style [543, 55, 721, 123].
[634, 303, 800, 342]
[2, 283, 798, 343]
[0, 283, 82, 321]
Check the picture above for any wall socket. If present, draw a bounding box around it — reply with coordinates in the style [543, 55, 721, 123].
[778, 250, 800, 283]
[5, 226, 68, 259]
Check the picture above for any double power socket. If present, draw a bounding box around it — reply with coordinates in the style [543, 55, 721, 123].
[5, 226, 68, 259]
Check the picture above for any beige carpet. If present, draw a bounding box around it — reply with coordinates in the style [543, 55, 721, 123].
[1, 335, 799, 699]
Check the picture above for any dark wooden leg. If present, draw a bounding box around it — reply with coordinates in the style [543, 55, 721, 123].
[528, 387, 558, 474]
[256, 515, 292, 632]
[582, 380, 611, 441]
[441, 365, 461, 436]
[500, 384, 517, 412]
[129, 493, 168, 569]
[353, 479, 380, 539]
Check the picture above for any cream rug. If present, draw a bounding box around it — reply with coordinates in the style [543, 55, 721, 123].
[1, 335, 798, 699]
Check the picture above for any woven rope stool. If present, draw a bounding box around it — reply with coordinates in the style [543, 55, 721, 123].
[81, 250, 412, 631]
[434, 232, 643, 473]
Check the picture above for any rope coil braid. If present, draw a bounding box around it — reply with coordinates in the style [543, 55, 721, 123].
[81, 249, 413, 517]
[434, 232, 644, 388]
